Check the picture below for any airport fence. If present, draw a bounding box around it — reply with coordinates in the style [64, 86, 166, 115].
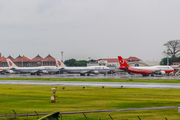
[0, 109, 176, 120]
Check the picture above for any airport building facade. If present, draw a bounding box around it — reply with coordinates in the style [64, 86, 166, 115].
[0, 53, 56, 67]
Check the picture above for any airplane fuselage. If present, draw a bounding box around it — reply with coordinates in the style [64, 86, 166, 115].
[62, 66, 110, 74]
[12, 66, 58, 74]
[121, 66, 174, 74]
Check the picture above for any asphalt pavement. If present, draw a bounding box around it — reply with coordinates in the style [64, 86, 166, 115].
[0, 80, 180, 89]
[0, 73, 180, 79]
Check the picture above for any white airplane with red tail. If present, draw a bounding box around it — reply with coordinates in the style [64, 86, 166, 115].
[118, 56, 175, 76]
[0, 67, 13, 74]
[55, 59, 110, 76]
[6, 58, 59, 75]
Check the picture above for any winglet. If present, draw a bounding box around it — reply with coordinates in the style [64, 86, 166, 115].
[118, 56, 130, 68]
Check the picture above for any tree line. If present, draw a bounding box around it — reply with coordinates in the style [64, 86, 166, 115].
[161, 40, 180, 65]
[64, 58, 98, 66]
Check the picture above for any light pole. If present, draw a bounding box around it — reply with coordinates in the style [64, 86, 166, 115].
[167, 56, 169, 66]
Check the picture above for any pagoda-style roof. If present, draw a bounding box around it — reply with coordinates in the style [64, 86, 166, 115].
[31, 54, 43, 62]
[126, 57, 142, 62]
[43, 54, 55, 62]
[22, 55, 31, 62]
[0, 56, 6, 62]
[13, 55, 31, 62]
[1, 55, 14, 62]
[7, 55, 14, 60]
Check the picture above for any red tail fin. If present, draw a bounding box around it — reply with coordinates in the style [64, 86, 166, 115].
[118, 56, 129, 68]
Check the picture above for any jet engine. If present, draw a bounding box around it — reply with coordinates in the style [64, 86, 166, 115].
[42, 70, 48, 74]
[7, 70, 14, 74]
[93, 71, 99, 75]
[158, 71, 166, 75]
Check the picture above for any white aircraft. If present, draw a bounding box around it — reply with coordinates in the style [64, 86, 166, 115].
[0, 67, 14, 74]
[6, 59, 59, 75]
[55, 59, 110, 76]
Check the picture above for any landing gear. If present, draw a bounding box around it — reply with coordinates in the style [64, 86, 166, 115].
[142, 74, 149, 77]
[37, 73, 42, 76]
[151, 74, 154, 77]
[80, 73, 85, 76]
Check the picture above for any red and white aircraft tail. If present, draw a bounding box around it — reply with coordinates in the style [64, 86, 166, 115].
[55, 59, 66, 68]
[118, 56, 130, 68]
[6, 59, 17, 68]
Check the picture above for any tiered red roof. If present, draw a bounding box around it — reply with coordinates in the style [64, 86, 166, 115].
[22, 55, 31, 62]
[31, 54, 43, 62]
[1, 55, 14, 62]
[14, 55, 31, 62]
[126, 57, 142, 62]
[0, 56, 6, 62]
[43, 54, 55, 62]
[7, 55, 14, 61]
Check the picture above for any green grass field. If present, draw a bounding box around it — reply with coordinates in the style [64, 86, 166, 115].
[1, 77, 180, 83]
[0, 84, 180, 120]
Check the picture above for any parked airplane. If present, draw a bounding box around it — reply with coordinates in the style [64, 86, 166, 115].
[6, 59, 59, 75]
[118, 56, 175, 76]
[55, 59, 110, 76]
[0, 67, 14, 74]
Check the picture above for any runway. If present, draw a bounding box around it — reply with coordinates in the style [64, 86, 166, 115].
[0, 80, 180, 89]
[1, 73, 180, 79]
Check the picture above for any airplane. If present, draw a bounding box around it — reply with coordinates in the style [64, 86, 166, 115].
[0, 67, 14, 74]
[6, 59, 59, 75]
[55, 59, 110, 76]
[118, 56, 175, 76]
[0, 68, 5, 74]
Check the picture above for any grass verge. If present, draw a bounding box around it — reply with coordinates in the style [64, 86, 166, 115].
[0, 84, 180, 119]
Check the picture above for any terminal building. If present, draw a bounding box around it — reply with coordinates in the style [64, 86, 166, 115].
[0, 53, 56, 67]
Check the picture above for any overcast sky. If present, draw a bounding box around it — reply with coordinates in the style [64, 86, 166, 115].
[0, 0, 180, 61]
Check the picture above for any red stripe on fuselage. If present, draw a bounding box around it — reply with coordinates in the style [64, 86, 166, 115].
[121, 67, 174, 74]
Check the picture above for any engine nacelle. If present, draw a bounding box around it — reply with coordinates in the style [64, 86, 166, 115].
[7, 70, 14, 74]
[158, 71, 166, 75]
[93, 71, 99, 74]
[42, 70, 48, 74]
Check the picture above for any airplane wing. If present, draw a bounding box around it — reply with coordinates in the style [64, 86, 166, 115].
[80, 71, 91, 74]
[148, 70, 161, 74]
[85, 69, 99, 74]
[30, 69, 45, 74]
[143, 70, 165, 76]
